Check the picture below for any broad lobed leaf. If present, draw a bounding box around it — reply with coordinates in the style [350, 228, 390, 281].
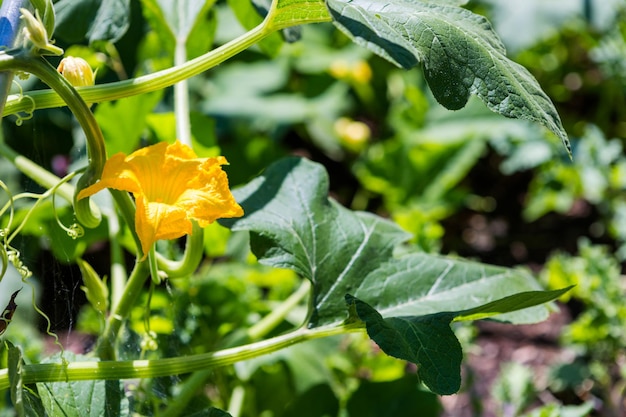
[223, 157, 562, 325]
[222, 157, 569, 394]
[325, 0, 571, 154]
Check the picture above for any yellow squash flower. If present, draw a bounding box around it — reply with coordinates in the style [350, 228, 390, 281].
[77, 141, 243, 257]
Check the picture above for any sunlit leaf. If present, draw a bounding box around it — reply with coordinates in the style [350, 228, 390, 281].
[326, 0, 570, 154]
[266, 0, 331, 30]
[223, 157, 562, 327]
[222, 157, 569, 394]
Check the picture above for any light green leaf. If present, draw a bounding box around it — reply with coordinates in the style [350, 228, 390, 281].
[37, 353, 129, 417]
[326, 0, 570, 154]
[77, 258, 109, 314]
[54, 0, 131, 44]
[266, 0, 331, 30]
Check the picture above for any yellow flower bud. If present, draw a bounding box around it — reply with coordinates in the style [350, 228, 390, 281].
[57, 57, 96, 87]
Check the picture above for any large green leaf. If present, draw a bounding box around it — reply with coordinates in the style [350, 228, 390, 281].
[54, 0, 131, 44]
[222, 158, 561, 327]
[222, 157, 569, 394]
[325, 0, 570, 154]
[221, 157, 410, 327]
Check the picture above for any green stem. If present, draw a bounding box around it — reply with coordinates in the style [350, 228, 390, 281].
[6, 54, 105, 228]
[2, 22, 269, 116]
[247, 279, 311, 340]
[108, 189, 142, 257]
[0, 323, 363, 390]
[95, 260, 149, 360]
[1, 8, 332, 117]
[107, 205, 127, 310]
[156, 222, 204, 278]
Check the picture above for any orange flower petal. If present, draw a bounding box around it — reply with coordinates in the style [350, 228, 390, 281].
[135, 196, 193, 257]
[76, 141, 243, 256]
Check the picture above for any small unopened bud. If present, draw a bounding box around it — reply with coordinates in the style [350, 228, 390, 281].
[57, 57, 96, 87]
[20, 8, 63, 56]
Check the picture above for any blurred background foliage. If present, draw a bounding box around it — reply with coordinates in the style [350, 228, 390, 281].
[0, 0, 625, 416]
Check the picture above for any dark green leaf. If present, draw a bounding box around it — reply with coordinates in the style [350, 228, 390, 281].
[54, 0, 131, 44]
[326, 0, 570, 154]
[346, 295, 461, 394]
[346, 286, 571, 394]
[283, 384, 339, 417]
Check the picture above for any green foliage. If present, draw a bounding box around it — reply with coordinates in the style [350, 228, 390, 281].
[222, 156, 567, 394]
[1, 0, 615, 415]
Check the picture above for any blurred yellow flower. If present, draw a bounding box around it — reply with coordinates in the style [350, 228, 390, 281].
[77, 141, 243, 257]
